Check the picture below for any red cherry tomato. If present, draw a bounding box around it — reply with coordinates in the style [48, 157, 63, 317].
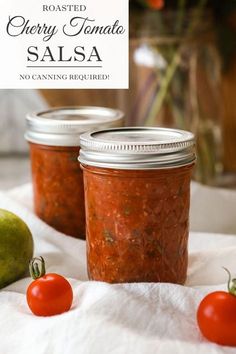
[197, 269, 236, 346]
[27, 257, 73, 316]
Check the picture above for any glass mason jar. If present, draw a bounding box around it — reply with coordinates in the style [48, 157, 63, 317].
[128, 9, 223, 186]
[79, 127, 196, 283]
[25, 107, 124, 239]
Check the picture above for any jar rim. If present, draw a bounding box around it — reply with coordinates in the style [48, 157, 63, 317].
[79, 127, 196, 169]
[25, 106, 124, 147]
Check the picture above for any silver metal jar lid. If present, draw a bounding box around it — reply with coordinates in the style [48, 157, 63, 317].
[79, 127, 196, 169]
[25, 106, 124, 146]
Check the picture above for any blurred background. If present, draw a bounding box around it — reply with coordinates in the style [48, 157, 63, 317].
[1, 0, 236, 189]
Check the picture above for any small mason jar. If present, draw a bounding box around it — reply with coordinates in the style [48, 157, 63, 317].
[25, 107, 124, 239]
[79, 127, 196, 283]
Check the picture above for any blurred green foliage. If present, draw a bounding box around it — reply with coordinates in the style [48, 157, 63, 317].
[130, 0, 236, 72]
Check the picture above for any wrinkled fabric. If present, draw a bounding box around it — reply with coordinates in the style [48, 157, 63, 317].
[0, 183, 235, 354]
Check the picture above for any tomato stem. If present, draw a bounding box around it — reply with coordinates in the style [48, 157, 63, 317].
[223, 267, 236, 296]
[29, 257, 46, 280]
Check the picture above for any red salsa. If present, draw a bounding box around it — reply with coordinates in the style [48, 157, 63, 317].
[82, 165, 193, 283]
[79, 127, 195, 283]
[25, 107, 124, 239]
[30, 143, 85, 238]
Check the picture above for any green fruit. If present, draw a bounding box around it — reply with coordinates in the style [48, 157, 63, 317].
[0, 209, 34, 289]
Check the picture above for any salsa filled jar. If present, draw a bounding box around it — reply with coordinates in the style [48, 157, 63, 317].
[25, 107, 124, 239]
[79, 127, 196, 283]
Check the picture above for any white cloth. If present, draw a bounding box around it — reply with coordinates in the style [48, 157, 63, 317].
[0, 183, 236, 354]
